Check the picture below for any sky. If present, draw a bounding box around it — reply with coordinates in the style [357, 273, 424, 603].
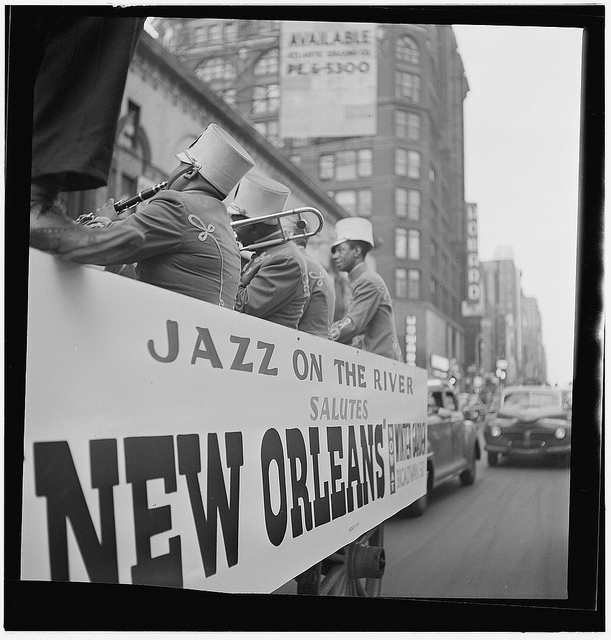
[451, 24, 584, 387]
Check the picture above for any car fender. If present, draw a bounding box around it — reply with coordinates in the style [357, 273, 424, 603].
[459, 419, 480, 458]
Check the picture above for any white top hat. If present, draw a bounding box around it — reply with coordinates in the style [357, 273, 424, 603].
[331, 217, 375, 250]
[227, 173, 291, 224]
[176, 124, 255, 197]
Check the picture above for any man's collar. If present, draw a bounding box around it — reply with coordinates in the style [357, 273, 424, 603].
[348, 262, 368, 282]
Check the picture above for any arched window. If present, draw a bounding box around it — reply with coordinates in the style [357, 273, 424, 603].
[196, 58, 236, 83]
[254, 49, 279, 76]
[396, 35, 420, 65]
[252, 84, 280, 113]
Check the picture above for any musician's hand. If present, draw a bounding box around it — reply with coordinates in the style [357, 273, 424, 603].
[329, 323, 341, 341]
[95, 198, 119, 222]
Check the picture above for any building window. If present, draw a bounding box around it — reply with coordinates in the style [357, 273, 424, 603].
[396, 110, 421, 140]
[395, 148, 408, 176]
[397, 188, 420, 218]
[221, 88, 236, 106]
[395, 110, 408, 138]
[253, 119, 279, 145]
[356, 188, 372, 216]
[408, 269, 420, 299]
[207, 23, 221, 42]
[336, 150, 357, 181]
[334, 190, 358, 215]
[193, 26, 207, 45]
[252, 84, 280, 114]
[408, 150, 421, 179]
[396, 35, 420, 65]
[333, 189, 372, 216]
[395, 188, 408, 217]
[395, 268, 408, 298]
[319, 149, 372, 181]
[407, 113, 421, 140]
[197, 58, 236, 83]
[120, 101, 140, 149]
[395, 228, 408, 258]
[357, 149, 373, 177]
[408, 229, 421, 260]
[395, 71, 420, 102]
[408, 188, 420, 219]
[254, 49, 279, 75]
[224, 21, 238, 41]
[319, 155, 334, 180]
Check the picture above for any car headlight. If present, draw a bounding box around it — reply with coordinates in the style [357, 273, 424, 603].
[490, 425, 502, 438]
[555, 427, 567, 440]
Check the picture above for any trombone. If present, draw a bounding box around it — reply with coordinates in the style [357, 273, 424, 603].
[231, 207, 324, 252]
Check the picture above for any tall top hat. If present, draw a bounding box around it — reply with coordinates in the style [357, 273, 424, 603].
[227, 173, 291, 225]
[331, 217, 375, 251]
[176, 124, 255, 197]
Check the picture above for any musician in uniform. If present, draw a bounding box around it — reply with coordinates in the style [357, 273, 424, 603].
[330, 217, 403, 361]
[283, 218, 336, 339]
[229, 174, 310, 329]
[68, 124, 255, 308]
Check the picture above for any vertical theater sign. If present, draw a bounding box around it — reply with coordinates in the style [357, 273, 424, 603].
[461, 203, 484, 318]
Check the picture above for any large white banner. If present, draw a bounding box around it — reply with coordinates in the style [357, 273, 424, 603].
[22, 250, 426, 594]
[279, 21, 378, 138]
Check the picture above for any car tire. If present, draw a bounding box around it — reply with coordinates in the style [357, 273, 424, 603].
[487, 451, 499, 467]
[460, 454, 477, 486]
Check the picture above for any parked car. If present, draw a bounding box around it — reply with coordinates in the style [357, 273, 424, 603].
[483, 385, 572, 466]
[457, 392, 487, 422]
[405, 378, 481, 517]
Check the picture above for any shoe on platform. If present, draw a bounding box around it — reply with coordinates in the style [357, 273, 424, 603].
[30, 202, 146, 266]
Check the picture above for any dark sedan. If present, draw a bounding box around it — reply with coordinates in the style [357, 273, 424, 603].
[484, 385, 572, 466]
[404, 378, 481, 516]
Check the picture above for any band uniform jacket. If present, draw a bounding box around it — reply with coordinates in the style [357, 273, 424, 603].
[111, 189, 241, 307]
[236, 239, 310, 329]
[331, 262, 403, 361]
[298, 251, 336, 339]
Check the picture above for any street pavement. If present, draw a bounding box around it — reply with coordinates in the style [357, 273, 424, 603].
[380, 443, 570, 599]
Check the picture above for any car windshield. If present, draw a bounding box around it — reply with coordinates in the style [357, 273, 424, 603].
[503, 391, 560, 409]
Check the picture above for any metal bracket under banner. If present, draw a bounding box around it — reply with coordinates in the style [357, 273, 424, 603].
[22, 250, 427, 594]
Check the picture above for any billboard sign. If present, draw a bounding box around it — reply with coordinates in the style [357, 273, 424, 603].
[279, 21, 378, 138]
